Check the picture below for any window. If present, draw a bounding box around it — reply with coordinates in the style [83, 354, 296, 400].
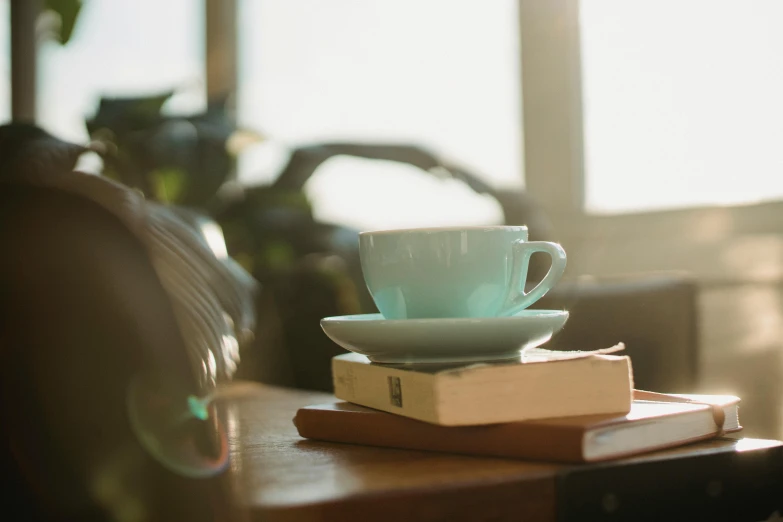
[0, 2, 10, 122]
[38, 0, 206, 143]
[581, 0, 783, 214]
[237, 0, 521, 230]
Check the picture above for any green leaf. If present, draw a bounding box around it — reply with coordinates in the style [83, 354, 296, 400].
[45, 0, 83, 45]
[260, 242, 295, 272]
[149, 168, 186, 203]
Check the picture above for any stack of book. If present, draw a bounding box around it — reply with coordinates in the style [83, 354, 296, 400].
[294, 344, 741, 463]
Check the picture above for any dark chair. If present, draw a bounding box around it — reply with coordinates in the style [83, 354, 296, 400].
[534, 275, 700, 393]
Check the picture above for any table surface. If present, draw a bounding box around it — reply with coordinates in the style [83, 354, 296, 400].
[225, 382, 783, 522]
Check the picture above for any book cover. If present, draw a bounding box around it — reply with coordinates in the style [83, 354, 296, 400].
[295, 393, 741, 463]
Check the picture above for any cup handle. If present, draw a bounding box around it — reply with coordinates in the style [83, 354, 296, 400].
[501, 240, 567, 316]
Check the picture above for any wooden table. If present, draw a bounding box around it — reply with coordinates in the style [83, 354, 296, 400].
[225, 383, 783, 522]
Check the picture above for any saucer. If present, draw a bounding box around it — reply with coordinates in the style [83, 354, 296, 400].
[320, 310, 569, 364]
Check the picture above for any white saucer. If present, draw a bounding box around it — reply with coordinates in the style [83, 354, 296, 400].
[320, 310, 569, 364]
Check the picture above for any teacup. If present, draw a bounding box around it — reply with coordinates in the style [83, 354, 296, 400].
[359, 226, 566, 320]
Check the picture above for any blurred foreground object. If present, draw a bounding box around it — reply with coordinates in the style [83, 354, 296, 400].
[0, 123, 255, 521]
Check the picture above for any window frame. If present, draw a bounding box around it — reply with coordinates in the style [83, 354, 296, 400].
[519, 0, 783, 284]
[11, 0, 230, 122]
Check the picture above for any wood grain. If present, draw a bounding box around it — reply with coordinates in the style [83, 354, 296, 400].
[225, 383, 558, 521]
[225, 382, 783, 522]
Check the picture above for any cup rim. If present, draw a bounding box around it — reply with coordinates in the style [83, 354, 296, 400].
[359, 225, 528, 236]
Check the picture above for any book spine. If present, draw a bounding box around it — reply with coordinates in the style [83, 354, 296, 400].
[332, 358, 441, 423]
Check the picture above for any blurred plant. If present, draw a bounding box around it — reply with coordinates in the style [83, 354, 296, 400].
[82, 91, 550, 390]
[214, 143, 499, 279]
[40, 0, 83, 45]
[80, 94, 370, 388]
[86, 92, 262, 211]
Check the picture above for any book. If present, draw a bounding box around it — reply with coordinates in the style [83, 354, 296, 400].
[294, 391, 741, 463]
[331, 346, 633, 426]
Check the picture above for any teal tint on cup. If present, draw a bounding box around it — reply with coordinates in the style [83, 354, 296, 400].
[359, 226, 566, 320]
